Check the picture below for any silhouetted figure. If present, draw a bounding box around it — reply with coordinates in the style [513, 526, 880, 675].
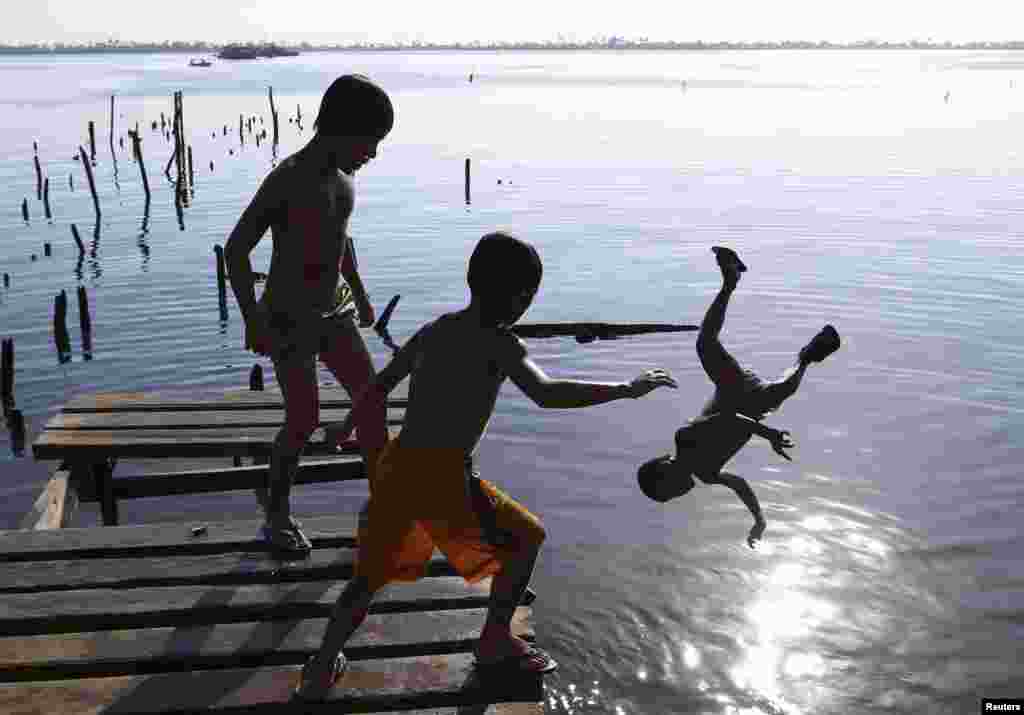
[637, 247, 841, 548]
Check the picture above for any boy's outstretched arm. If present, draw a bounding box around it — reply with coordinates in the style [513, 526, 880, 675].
[325, 326, 424, 446]
[505, 349, 677, 408]
[694, 470, 766, 548]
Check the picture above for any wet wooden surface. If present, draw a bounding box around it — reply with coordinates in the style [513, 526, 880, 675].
[0, 514, 546, 713]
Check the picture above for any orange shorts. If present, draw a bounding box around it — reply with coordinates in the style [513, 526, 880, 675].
[355, 439, 546, 592]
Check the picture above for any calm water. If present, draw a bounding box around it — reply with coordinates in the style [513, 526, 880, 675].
[1, 50, 1023, 713]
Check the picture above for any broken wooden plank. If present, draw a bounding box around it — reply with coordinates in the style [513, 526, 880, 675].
[0, 516, 359, 562]
[0, 608, 533, 682]
[32, 425, 402, 460]
[61, 383, 409, 413]
[0, 578, 494, 636]
[0, 652, 542, 715]
[0, 548, 455, 594]
[19, 466, 80, 530]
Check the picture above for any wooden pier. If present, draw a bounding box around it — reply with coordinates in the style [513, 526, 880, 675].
[1, 386, 546, 714]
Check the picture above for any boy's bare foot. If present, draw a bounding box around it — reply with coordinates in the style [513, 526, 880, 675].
[712, 246, 746, 289]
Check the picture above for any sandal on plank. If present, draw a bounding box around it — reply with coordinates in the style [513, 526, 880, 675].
[294, 653, 347, 702]
[475, 646, 559, 675]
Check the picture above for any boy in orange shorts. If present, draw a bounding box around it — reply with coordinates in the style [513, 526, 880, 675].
[294, 232, 678, 699]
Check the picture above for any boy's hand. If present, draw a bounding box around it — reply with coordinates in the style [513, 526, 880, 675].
[768, 428, 794, 461]
[628, 369, 678, 397]
[748, 519, 766, 549]
[243, 303, 273, 356]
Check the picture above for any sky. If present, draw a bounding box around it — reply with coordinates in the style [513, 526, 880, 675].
[3, 0, 1023, 45]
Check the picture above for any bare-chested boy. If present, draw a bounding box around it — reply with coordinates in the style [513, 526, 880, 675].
[292, 232, 677, 700]
[224, 75, 393, 552]
[637, 246, 841, 548]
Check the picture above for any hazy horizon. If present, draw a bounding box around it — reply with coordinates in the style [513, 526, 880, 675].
[5, 0, 1023, 46]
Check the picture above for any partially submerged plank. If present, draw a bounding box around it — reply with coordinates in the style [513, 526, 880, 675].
[61, 383, 410, 413]
[0, 608, 533, 681]
[44, 406, 406, 431]
[32, 425, 402, 460]
[0, 516, 359, 562]
[19, 467, 79, 531]
[0, 578, 493, 636]
[0, 652, 542, 715]
[0, 547, 455, 594]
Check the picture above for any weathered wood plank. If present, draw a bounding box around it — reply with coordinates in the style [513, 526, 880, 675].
[0, 652, 542, 715]
[32, 425, 402, 460]
[0, 547, 455, 594]
[19, 467, 79, 530]
[0, 516, 359, 562]
[61, 383, 410, 413]
[0, 578, 494, 636]
[0, 609, 533, 681]
[44, 407, 406, 431]
[77, 457, 368, 502]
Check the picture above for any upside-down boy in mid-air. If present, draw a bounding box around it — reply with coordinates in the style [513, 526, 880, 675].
[293, 232, 678, 700]
[637, 246, 841, 548]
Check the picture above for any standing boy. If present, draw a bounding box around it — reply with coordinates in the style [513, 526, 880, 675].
[637, 246, 841, 548]
[294, 232, 678, 699]
[225, 75, 393, 552]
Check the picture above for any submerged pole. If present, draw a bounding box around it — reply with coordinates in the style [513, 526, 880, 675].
[464, 158, 471, 204]
[79, 146, 101, 220]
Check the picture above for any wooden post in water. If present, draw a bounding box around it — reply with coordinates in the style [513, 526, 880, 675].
[2, 273, 9, 289]
[9, 407, 25, 456]
[213, 245, 229, 321]
[268, 86, 279, 146]
[77, 285, 93, 360]
[70, 224, 85, 256]
[69, 173, 73, 191]
[79, 146, 101, 220]
[53, 290, 72, 363]
[33, 155, 42, 200]
[249, 364, 263, 391]
[21, 198, 28, 222]
[43, 243, 51, 257]
[88, 121, 97, 161]
[464, 158, 471, 204]
[239, 114, 244, 145]
[1, 337, 13, 414]
[187, 145, 194, 189]
[109, 95, 116, 159]
[42, 178, 51, 220]
[128, 130, 151, 202]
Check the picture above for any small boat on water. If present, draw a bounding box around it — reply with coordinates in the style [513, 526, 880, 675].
[189, 58, 213, 67]
[217, 43, 300, 60]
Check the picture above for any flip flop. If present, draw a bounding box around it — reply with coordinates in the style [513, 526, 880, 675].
[475, 646, 559, 675]
[711, 246, 748, 273]
[261, 519, 312, 553]
[294, 653, 347, 702]
[799, 324, 841, 364]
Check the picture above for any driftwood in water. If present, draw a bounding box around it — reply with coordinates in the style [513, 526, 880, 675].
[373, 294, 699, 354]
[78, 146, 101, 219]
[128, 130, 151, 202]
[53, 290, 72, 363]
[42, 178, 51, 220]
[33, 155, 42, 199]
[70, 224, 85, 256]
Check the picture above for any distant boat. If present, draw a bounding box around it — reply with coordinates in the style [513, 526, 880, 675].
[188, 58, 213, 67]
[217, 44, 300, 60]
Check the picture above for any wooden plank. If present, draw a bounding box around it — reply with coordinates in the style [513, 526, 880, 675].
[61, 383, 410, 413]
[0, 578, 494, 636]
[0, 608, 533, 681]
[43, 407, 406, 431]
[0, 548, 456, 594]
[0, 516, 359, 562]
[19, 467, 79, 530]
[0, 652, 543, 715]
[32, 425, 402, 460]
[80, 458, 367, 502]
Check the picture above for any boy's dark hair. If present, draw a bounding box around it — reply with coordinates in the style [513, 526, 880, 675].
[637, 456, 672, 502]
[467, 232, 543, 300]
[314, 74, 394, 139]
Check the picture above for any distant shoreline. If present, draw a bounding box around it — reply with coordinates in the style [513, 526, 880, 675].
[2, 40, 1024, 55]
